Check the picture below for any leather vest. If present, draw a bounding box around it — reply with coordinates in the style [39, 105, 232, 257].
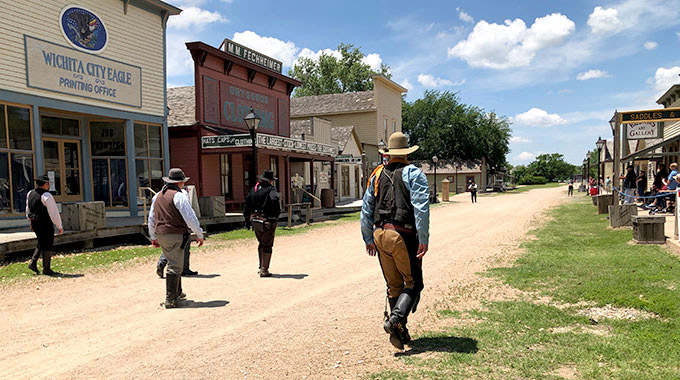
[28, 188, 52, 229]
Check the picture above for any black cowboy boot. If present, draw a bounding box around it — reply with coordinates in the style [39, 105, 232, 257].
[177, 275, 186, 300]
[42, 252, 56, 276]
[164, 273, 179, 309]
[182, 248, 198, 276]
[259, 253, 272, 277]
[28, 249, 40, 275]
[384, 292, 414, 349]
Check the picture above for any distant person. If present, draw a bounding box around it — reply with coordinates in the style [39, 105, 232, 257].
[468, 180, 478, 203]
[636, 170, 647, 202]
[244, 170, 281, 277]
[148, 168, 204, 309]
[567, 180, 574, 197]
[605, 176, 611, 193]
[621, 166, 636, 204]
[653, 163, 667, 191]
[664, 163, 679, 191]
[26, 174, 63, 275]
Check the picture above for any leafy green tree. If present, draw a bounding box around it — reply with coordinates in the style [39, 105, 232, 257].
[288, 43, 391, 97]
[402, 90, 511, 172]
[527, 153, 578, 182]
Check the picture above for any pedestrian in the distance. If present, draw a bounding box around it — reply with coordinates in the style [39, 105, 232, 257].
[636, 170, 647, 202]
[148, 168, 204, 309]
[26, 174, 63, 275]
[361, 132, 429, 350]
[244, 170, 281, 277]
[621, 166, 636, 204]
[567, 180, 574, 197]
[605, 176, 611, 193]
[468, 180, 478, 203]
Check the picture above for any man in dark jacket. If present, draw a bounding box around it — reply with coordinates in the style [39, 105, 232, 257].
[25, 174, 63, 275]
[244, 170, 281, 277]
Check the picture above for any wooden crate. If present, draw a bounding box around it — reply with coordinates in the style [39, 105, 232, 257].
[62, 202, 106, 232]
[199, 196, 226, 217]
[631, 215, 666, 244]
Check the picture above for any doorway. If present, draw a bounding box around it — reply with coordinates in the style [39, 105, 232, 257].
[42, 138, 83, 202]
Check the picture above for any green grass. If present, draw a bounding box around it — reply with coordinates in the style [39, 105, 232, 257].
[506, 182, 565, 193]
[1, 211, 361, 282]
[370, 198, 680, 380]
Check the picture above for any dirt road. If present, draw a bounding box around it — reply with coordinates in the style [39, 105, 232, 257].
[1, 186, 566, 379]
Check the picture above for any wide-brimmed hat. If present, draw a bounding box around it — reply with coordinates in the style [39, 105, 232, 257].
[35, 174, 50, 183]
[163, 168, 190, 184]
[258, 170, 278, 182]
[379, 132, 419, 155]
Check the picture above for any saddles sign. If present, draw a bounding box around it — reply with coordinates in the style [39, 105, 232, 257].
[621, 108, 680, 124]
[626, 122, 662, 140]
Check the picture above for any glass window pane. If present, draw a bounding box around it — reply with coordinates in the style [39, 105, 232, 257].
[134, 123, 147, 157]
[148, 125, 161, 158]
[0, 153, 9, 214]
[0, 106, 6, 149]
[90, 121, 125, 156]
[41, 116, 61, 135]
[7, 106, 32, 150]
[62, 118, 79, 136]
[64, 169, 80, 196]
[92, 159, 110, 206]
[11, 153, 33, 213]
[149, 160, 163, 192]
[63, 142, 79, 170]
[136, 159, 150, 203]
[110, 159, 127, 207]
[42, 141, 61, 197]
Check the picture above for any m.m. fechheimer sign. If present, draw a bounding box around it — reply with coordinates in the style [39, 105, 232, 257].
[626, 122, 662, 140]
[202, 134, 338, 156]
[221, 38, 283, 73]
[24, 35, 142, 107]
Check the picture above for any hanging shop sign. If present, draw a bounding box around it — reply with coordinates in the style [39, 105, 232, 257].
[336, 155, 363, 164]
[626, 122, 662, 140]
[621, 108, 680, 124]
[59, 5, 108, 54]
[221, 38, 282, 73]
[201, 134, 338, 156]
[25, 35, 142, 107]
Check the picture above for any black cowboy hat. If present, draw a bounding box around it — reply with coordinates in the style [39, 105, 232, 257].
[163, 168, 190, 184]
[35, 174, 50, 183]
[258, 170, 278, 182]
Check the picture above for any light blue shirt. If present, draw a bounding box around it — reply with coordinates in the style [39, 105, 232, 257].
[668, 170, 679, 190]
[360, 163, 430, 245]
[148, 188, 203, 241]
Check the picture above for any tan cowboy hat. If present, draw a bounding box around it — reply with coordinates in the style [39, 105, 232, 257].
[379, 132, 419, 155]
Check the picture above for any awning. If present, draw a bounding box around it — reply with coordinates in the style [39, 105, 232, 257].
[621, 134, 680, 161]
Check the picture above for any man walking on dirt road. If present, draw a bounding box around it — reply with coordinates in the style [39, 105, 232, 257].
[244, 170, 281, 277]
[148, 168, 204, 308]
[360, 132, 430, 350]
[26, 174, 63, 275]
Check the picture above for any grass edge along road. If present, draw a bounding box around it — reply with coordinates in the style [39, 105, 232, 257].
[0, 212, 360, 283]
[370, 197, 680, 380]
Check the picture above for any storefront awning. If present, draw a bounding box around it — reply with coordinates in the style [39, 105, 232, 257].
[621, 134, 680, 161]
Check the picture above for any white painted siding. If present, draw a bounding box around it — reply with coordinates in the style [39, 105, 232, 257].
[0, 0, 166, 116]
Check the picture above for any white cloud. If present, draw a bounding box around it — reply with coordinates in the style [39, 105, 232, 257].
[517, 152, 535, 161]
[649, 66, 680, 92]
[513, 108, 567, 127]
[399, 78, 413, 91]
[297, 47, 383, 71]
[587, 6, 624, 34]
[677, 32, 680, 39]
[576, 69, 610, 80]
[644, 41, 659, 50]
[167, 6, 227, 31]
[456, 7, 474, 24]
[232, 31, 299, 67]
[510, 136, 531, 143]
[448, 13, 575, 69]
[362, 53, 383, 71]
[417, 73, 465, 87]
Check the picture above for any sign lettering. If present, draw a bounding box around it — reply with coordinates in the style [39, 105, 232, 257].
[621, 108, 680, 124]
[222, 38, 283, 73]
[201, 134, 338, 156]
[626, 122, 662, 140]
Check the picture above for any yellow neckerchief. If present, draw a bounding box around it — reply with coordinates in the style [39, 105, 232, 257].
[368, 157, 410, 196]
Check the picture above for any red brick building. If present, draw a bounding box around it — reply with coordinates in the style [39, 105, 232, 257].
[167, 40, 336, 210]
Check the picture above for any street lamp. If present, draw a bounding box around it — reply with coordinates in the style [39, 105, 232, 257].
[244, 107, 261, 188]
[378, 139, 386, 164]
[432, 155, 439, 203]
[586, 154, 591, 195]
[582, 158, 587, 188]
[596, 136, 605, 194]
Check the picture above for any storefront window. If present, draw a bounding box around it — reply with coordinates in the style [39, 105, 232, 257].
[41, 116, 79, 136]
[7, 106, 31, 150]
[0, 106, 5, 149]
[220, 154, 230, 197]
[90, 121, 125, 156]
[135, 123, 164, 203]
[0, 103, 34, 216]
[0, 152, 9, 214]
[110, 159, 127, 207]
[90, 121, 127, 207]
[92, 159, 110, 205]
[11, 153, 33, 213]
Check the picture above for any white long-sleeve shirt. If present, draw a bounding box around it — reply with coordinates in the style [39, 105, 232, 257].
[147, 188, 203, 241]
[25, 190, 63, 230]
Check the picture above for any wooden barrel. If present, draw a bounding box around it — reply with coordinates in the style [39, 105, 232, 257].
[320, 188, 335, 208]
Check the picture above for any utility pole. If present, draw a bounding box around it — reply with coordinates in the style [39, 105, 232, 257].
[611, 111, 620, 227]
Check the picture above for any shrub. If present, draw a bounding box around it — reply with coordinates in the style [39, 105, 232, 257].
[519, 175, 547, 185]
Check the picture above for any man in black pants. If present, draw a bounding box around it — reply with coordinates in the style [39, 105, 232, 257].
[244, 170, 281, 277]
[26, 174, 63, 275]
[468, 180, 478, 203]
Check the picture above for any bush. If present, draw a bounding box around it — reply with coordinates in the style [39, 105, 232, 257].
[519, 175, 547, 185]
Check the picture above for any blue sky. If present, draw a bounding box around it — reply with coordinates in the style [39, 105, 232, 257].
[165, 0, 680, 166]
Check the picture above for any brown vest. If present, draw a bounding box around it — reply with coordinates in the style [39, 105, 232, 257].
[153, 187, 189, 235]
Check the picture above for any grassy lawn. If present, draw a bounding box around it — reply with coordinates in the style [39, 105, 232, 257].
[370, 198, 680, 380]
[0, 212, 360, 283]
[506, 182, 565, 193]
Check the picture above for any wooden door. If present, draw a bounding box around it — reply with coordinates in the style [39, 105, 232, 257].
[42, 138, 83, 202]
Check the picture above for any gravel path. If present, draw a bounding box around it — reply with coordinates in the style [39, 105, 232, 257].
[0, 186, 565, 379]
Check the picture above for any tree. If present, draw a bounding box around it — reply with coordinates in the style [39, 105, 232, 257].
[288, 43, 391, 97]
[526, 153, 578, 182]
[402, 90, 511, 172]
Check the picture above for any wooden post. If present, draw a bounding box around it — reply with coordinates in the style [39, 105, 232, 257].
[288, 204, 292, 228]
[306, 203, 311, 225]
[611, 111, 620, 227]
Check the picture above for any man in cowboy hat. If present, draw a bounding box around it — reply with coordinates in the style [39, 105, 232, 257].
[26, 174, 63, 275]
[244, 170, 281, 277]
[148, 168, 204, 308]
[360, 131, 430, 350]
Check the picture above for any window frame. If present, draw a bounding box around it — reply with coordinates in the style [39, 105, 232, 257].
[88, 119, 129, 209]
[0, 102, 35, 217]
[220, 153, 232, 198]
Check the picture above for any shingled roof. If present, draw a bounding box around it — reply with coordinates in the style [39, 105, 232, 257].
[167, 86, 196, 127]
[331, 126, 355, 153]
[290, 91, 376, 117]
[290, 119, 312, 139]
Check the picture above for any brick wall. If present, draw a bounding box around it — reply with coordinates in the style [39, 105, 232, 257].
[170, 136, 200, 192]
[201, 154, 221, 196]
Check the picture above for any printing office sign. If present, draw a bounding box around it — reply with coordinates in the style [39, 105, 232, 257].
[202, 134, 338, 156]
[626, 122, 662, 140]
[25, 35, 142, 107]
